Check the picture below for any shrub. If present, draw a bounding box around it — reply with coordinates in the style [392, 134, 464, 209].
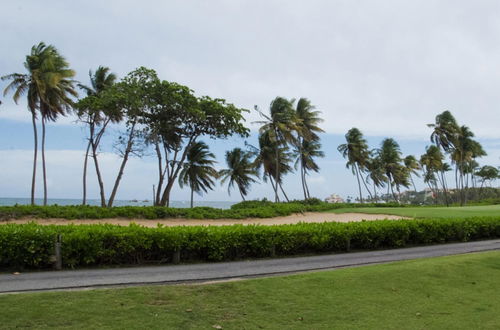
[1, 216, 500, 270]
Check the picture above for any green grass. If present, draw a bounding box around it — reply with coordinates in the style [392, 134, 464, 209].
[329, 204, 500, 218]
[2, 251, 500, 329]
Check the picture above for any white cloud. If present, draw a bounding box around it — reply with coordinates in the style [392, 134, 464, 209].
[1, 1, 500, 139]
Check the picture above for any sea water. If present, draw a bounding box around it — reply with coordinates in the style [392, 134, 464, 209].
[0, 198, 235, 209]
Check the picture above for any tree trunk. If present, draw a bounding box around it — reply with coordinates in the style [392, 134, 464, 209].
[159, 137, 196, 207]
[300, 157, 307, 199]
[269, 175, 280, 203]
[274, 138, 280, 203]
[439, 171, 450, 207]
[82, 140, 91, 205]
[41, 118, 48, 206]
[154, 142, 164, 206]
[91, 140, 107, 207]
[279, 182, 290, 202]
[30, 112, 38, 206]
[190, 186, 194, 208]
[354, 164, 363, 203]
[107, 123, 136, 207]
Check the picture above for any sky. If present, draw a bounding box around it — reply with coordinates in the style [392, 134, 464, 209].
[1, 0, 499, 202]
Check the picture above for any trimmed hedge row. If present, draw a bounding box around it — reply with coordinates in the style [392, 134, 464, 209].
[1, 216, 500, 270]
[0, 201, 404, 220]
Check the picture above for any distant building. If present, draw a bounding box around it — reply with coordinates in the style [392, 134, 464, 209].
[325, 194, 345, 204]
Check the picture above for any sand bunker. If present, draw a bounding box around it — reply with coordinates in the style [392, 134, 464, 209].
[2, 212, 407, 227]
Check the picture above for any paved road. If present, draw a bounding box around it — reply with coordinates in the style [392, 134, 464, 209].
[1, 239, 500, 294]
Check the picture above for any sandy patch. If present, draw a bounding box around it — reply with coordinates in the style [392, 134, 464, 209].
[1, 212, 407, 227]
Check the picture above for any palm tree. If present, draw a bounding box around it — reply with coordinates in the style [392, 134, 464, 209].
[251, 130, 293, 202]
[378, 138, 407, 202]
[219, 148, 259, 201]
[2, 42, 76, 205]
[404, 155, 421, 192]
[255, 97, 297, 202]
[428, 110, 459, 153]
[77, 66, 118, 206]
[338, 128, 370, 203]
[365, 154, 387, 202]
[420, 145, 450, 205]
[178, 141, 218, 208]
[294, 98, 324, 199]
[451, 125, 486, 205]
[294, 138, 324, 199]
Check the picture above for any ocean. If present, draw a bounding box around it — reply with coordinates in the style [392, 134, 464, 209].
[0, 198, 236, 209]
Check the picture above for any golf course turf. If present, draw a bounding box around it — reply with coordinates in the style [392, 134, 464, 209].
[329, 204, 500, 218]
[1, 251, 500, 329]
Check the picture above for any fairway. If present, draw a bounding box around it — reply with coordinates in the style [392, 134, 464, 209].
[2, 251, 500, 329]
[329, 204, 500, 218]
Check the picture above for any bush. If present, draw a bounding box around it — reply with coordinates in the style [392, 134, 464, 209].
[1, 216, 500, 270]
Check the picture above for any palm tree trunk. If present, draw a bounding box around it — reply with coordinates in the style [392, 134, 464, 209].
[354, 164, 363, 203]
[300, 158, 307, 199]
[410, 174, 417, 192]
[304, 169, 311, 199]
[439, 170, 450, 207]
[274, 138, 280, 203]
[41, 118, 48, 206]
[269, 175, 280, 203]
[190, 186, 194, 208]
[361, 175, 373, 200]
[279, 182, 290, 202]
[30, 112, 38, 206]
[82, 140, 91, 205]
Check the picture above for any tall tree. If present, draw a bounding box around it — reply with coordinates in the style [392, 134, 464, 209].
[403, 155, 421, 192]
[219, 148, 259, 201]
[294, 138, 324, 199]
[365, 154, 387, 201]
[378, 138, 409, 203]
[338, 128, 370, 203]
[255, 97, 297, 202]
[178, 141, 218, 208]
[293, 98, 324, 199]
[142, 78, 249, 207]
[251, 130, 293, 202]
[475, 165, 499, 193]
[420, 145, 451, 205]
[2, 42, 76, 205]
[77, 66, 117, 206]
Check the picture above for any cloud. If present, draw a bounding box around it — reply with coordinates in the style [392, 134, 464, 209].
[1, 1, 500, 139]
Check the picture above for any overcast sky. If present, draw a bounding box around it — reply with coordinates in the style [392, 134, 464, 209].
[1, 1, 499, 202]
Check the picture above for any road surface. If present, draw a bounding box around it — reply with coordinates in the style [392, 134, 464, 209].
[1, 239, 499, 294]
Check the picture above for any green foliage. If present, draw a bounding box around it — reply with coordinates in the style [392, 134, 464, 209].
[1, 216, 500, 270]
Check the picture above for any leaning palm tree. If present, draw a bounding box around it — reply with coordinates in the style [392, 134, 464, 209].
[251, 130, 293, 202]
[77, 66, 117, 206]
[403, 155, 421, 192]
[2, 42, 76, 205]
[294, 138, 324, 199]
[378, 138, 405, 202]
[178, 141, 218, 208]
[255, 97, 297, 202]
[338, 128, 370, 203]
[219, 148, 259, 201]
[294, 98, 324, 199]
[365, 154, 387, 202]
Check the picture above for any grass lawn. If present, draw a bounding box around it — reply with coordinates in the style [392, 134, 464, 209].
[328, 204, 500, 218]
[1, 251, 500, 329]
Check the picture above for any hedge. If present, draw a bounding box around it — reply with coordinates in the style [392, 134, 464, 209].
[0, 201, 405, 220]
[1, 216, 500, 270]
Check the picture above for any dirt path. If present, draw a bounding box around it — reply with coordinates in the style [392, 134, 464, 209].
[2, 212, 407, 227]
